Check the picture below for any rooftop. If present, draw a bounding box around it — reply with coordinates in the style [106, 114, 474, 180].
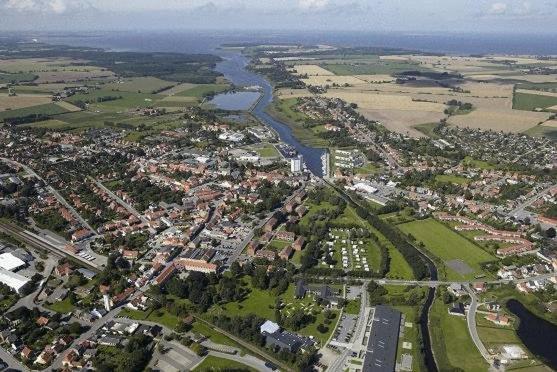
[363, 305, 401, 372]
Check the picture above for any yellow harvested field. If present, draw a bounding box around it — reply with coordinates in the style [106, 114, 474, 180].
[292, 65, 335, 76]
[548, 105, 557, 111]
[379, 55, 410, 61]
[0, 94, 52, 111]
[301, 75, 368, 87]
[496, 74, 557, 83]
[516, 89, 557, 97]
[54, 101, 82, 112]
[275, 88, 312, 99]
[0, 58, 91, 73]
[359, 108, 445, 137]
[448, 108, 550, 132]
[542, 120, 557, 128]
[323, 90, 446, 112]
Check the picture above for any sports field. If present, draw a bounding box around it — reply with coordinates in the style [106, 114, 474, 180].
[399, 218, 496, 280]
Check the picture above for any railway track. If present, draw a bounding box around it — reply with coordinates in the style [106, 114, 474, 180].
[0, 221, 101, 273]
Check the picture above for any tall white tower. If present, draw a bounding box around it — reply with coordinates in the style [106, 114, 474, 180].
[291, 155, 303, 173]
[103, 293, 112, 312]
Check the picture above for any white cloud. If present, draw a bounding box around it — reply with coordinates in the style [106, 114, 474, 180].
[2, 0, 85, 13]
[488, 2, 508, 14]
[298, 0, 329, 10]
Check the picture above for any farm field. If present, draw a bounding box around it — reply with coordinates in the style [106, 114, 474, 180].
[398, 218, 496, 280]
[0, 93, 52, 111]
[104, 77, 176, 93]
[175, 83, 230, 98]
[429, 296, 489, 372]
[322, 60, 428, 75]
[66, 89, 161, 112]
[447, 108, 549, 133]
[0, 103, 70, 122]
[513, 92, 557, 111]
[292, 64, 335, 76]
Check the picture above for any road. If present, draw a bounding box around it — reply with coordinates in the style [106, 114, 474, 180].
[507, 183, 555, 218]
[1, 157, 97, 235]
[465, 284, 493, 365]
[327, 281, 369, 372]
[88, 177, 148, 224]
[0, 346, 28, 371]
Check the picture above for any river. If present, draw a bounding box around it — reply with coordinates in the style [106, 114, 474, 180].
[214, 52, 326, 176]
[506, 299, 557, 369]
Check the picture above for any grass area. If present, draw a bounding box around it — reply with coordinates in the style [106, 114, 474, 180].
[119, 307, 183, 330]
[0, 72, 37, 84]
[251, 143, 279, 158]
[267, 239, 290, 252]
[66, 89, 161, 112]
[323, 61, 428, 76]
[176, 84, 230, 98]
[193, 355, 257, 372]
[344, 298, 361, 315]
[0, 103, 70, 121]
[429, 296, 488, 372]
[209, 281, 337, 345]
[435, 174, 471, 185]
[352, 162, 380, 175]
[394, 305, 427, 372]
[412, 122, 440, 138]
[191, 321, 249, 352]
[523, 124, 557, 141]
[462, 156, 496, 170]
[513, 92, 557, 111]
[267, 98, 328, 147]
[105, 77, 176, 93]
[21, 119, 72, 129]
[46, 297, 75, 313]
[398, 218, 496, 280]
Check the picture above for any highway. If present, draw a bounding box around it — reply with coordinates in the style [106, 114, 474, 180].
[465, 284, 492, 365]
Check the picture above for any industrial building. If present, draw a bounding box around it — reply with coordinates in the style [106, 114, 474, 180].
[363, 305, 402, 372]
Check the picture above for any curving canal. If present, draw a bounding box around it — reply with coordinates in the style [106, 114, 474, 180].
[214, 52, 326, 176]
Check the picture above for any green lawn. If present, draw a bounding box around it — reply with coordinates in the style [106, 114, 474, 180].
[394, 305, 428, 372]
[435, 174, 471, 185]
[413, 122, 441, 138]
[46, 297, 75, 313]
[513, 92, 557, 111]
[462, 156, 496, 170]
[429, 296, 488, 371]
[344, 298, 361, 315]
[399, 219, 496, 280]
[67, 90, 161, 112]
[209, 281, 337, 345]
[193, 355, 257, 372]
[252, 143, 279, 158]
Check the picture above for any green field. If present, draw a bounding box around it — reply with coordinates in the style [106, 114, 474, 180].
[523, 124, 557, 141]
[462, 156, 496, 170]
[0, 103, 70, 121]
[251, 143, 279, 158]
[0, 72, 37, 84]
[429, 296, 488, 372]
[209, 281, 337, 345]
[267, 98, 328, 147]
[435, 174, 471, 185]
[66, 89, 161, 111]
[394, 305, 427, 372]
[193, 355, 257, 372]
[399, 219, 496, 280]
[176, 84, 230, 98]
[322, 61, 428, 76]
[412, 122, 440, 138]
[46, 297, 75, 313]
[513, 92, 557, 111]
[105, 77, 176, 93]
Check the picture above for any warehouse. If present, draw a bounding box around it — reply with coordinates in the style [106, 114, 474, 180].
[363, 305, 402, 372]
[0, 252, 26, 271]
[0, 268, 30, 294]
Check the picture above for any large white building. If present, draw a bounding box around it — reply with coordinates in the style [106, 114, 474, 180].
[0, 268, 30, 294]
[291, 155, 303, 173]
[0, 252, 26, 271]
[334, 149, 364, 169]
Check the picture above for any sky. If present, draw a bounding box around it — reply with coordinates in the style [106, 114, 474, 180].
[0, 0, 556, 33]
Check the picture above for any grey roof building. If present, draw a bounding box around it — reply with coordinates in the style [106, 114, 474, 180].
[363, 305, 401, 372]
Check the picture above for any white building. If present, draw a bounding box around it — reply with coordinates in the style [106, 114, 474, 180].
[0, 268, 30, 294]
[291, 155, 303, 173]
[335, 149, 364, 169]
[0, 252, 26, 271]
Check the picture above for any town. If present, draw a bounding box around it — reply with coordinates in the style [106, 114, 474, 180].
[0, 34, 556, 372]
